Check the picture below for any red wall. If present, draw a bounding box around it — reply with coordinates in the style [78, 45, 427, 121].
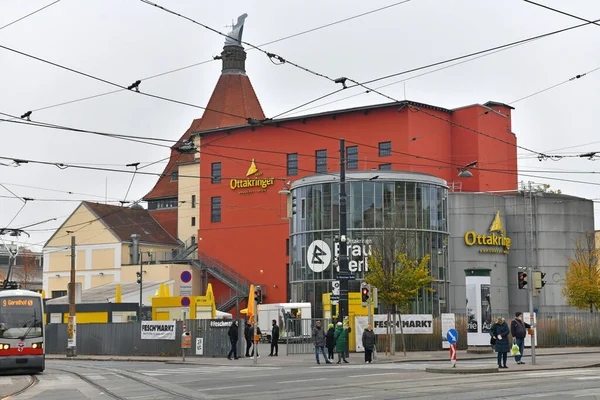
[196, 104, 517, 306]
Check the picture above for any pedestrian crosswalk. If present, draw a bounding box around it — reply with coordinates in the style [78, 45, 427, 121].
[136, 365, 281, 376]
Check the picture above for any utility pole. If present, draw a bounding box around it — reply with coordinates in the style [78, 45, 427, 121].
[524, 182, 536, 365]
[67, 236, 77, 357]
[139, 252, 143, 321]
[338, 139, 349, 323]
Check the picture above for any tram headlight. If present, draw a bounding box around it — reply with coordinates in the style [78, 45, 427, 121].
[32, 343, 43, 349]
[1, 344, 9, 350]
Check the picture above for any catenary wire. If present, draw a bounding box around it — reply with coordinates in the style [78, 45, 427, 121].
[0, 1, 61, 31]
[20, 0, 412, 116]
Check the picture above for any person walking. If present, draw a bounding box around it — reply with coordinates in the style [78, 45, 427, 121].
[511, 311, 530, 365]
[362, 323, 376, 364]
[490, 316, 510, 369]
[269, 319, 280, 357]
[249, 323, 261, 358]
[227, 320, 239, 360]
[334, 322, 349, 364]
[325, 323, 336, 360]
[312, 320, 331, 364]
[244, 320, 252, 357]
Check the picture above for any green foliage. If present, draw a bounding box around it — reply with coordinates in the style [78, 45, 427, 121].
[563, 233, 600, 313]
[365, 250, 434, 313]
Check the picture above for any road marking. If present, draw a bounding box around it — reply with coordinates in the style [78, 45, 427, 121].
[198, 384, 255, 391]
[335, 396, 372, 400]
[278, 378, 326, 384]
[572, 376, 600, 381]
[348, 372, 399, 378]
[0, 377, 12, 385]
[523, 369, 597, 378]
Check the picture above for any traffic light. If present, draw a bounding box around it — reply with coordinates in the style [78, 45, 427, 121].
[136, 271, 142, 284]
[533, 271, 546, 289]
[518, 271, 527, 290]
[361, 282, 370, 307]
[254, 285, 262, 304]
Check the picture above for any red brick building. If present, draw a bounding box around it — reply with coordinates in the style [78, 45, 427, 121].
[144, 33, 518, 314]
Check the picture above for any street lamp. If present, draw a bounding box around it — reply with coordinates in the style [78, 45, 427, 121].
[457, 161, 477, 178]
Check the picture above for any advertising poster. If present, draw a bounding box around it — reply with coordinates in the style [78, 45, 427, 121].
[523, 312, 538, 347]
[480, 284, 492, 333]
[141, 321, 176, 340]
[466, 280, 478, 333]
[465, 275, 492, 346]
[441, 313, 456, 349]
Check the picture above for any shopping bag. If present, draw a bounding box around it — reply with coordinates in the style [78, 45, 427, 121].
[372, 345, 377, 361]
[510, 341, 520, 356]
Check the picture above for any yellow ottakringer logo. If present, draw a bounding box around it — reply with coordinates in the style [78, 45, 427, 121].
[229, 159, 275, 194]
[464, 210, 511, 254]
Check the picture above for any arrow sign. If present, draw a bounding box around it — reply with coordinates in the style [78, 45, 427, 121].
[446, 328, 458, 345]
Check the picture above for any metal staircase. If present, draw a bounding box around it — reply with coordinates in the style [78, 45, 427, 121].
[173, 236, 198, 261]
[190, 251, 251, 312]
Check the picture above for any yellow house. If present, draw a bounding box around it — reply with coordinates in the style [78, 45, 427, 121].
[43, 201, 201, 300]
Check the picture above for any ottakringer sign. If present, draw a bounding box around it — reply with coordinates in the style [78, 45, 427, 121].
[464, 211, 511, 254]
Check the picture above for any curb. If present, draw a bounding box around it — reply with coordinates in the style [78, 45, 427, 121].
[425, 366, 498, 374]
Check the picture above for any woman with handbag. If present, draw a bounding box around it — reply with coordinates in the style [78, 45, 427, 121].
[362, 323, 376, 364]
[490, 316, 510, 369]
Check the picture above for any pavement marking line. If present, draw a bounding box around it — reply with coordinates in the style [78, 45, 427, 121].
[0, 377, 12, 385]
[277, 377, 327, 384]
[334, 396, 372, 400]
[572, 376, 600, 381]
[522, 370, 598, 378]
[197, 384, 255, 391]
[348, 372, 399, 378]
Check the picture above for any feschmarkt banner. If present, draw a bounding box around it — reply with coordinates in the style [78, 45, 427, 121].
[141, 321, 176, 340]
[355, 315, 433, 351]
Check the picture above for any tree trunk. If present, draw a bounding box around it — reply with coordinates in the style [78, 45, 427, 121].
[386, 310, 391, 356]
[398, 311, 407, 356]
[392, 310, 396, 356]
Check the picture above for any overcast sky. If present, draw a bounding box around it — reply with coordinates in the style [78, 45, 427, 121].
[1, 0, 600, 250]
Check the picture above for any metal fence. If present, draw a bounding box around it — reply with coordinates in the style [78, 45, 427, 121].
[286, 318, 332, 355]
[46, 319, 247, 357]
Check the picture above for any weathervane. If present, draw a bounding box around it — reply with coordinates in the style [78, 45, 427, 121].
[224, 13, 248, 47]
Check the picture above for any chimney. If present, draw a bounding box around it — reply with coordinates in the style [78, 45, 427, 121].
[131, 234, 140, 265]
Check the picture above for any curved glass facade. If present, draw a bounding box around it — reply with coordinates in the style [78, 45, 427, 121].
[289, 171, 449, 318]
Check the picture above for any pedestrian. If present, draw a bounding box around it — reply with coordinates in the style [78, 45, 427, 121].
[269, 319, 280, 356]
[326, 323, 335, 360]
[244, 320, 252, 357]
[490, 316, 510, 369]
[312, 320, 331, 364]
[334, 322, 349, 364]
[511, 311, 530, 365]
[227, 320, 239, 360]
[362, 323, 376, 364]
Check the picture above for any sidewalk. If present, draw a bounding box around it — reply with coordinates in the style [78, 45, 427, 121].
[47, 346, 600, 368]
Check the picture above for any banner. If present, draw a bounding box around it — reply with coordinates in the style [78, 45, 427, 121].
[481, 284, 492, 333]
[209, 320, 233, 328]
[441, 313, 455, 349]
[465, 275, 492, 346]
[141, 321, 176, 340]
[355, 314, 433, 352]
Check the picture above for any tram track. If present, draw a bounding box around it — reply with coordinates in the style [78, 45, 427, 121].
[52, 365, 205, 400]
[1, 374, 38, 400]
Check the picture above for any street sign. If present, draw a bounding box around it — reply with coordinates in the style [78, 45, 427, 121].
[449, 343, 456, 367]
[331, 280, 340, 305]
[181, 296, 191, 307]
[307, 240, 332, 273]
[446, 328, 458, 345]
[336, 273, 356, 280]
[181, 307, 190, 316]
[180, 270, 192, 296]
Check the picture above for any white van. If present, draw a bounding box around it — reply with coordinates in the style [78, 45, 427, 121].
[257, 303, 312, 342]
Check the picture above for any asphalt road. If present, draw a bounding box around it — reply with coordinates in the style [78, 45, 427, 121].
[7, 355, 600, 399]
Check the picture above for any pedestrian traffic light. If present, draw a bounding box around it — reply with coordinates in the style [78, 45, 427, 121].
[533, 271, 546, 289]
[136, 271, 142, 284]
[518, 271, 527, 289]
[254, 285, 262, 304]
[361, 282, 370, 307]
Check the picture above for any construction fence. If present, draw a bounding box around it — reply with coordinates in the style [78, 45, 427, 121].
[45, 313, 600, 356]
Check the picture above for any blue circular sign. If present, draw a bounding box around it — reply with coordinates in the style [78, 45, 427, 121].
[180, 271, 192, 283]
[446, 329, 458, 345]
[181, 296, 190, 307]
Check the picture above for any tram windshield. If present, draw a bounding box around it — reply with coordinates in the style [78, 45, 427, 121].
[0, 297, 43, 339]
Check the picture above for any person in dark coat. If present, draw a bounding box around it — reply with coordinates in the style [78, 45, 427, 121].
[227, 320, 239, 360]
[511, 311, 530, 365]
[325, 323, 335, 360]
[312, 320, 331, 364]
[244, 320, 252, 357]
[334, 322, 349, 364]
[490, 316, 510, 368]
[269, 319, 280, 357]
[249, 324, 261, 357]
[362, 323, 376, 364]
